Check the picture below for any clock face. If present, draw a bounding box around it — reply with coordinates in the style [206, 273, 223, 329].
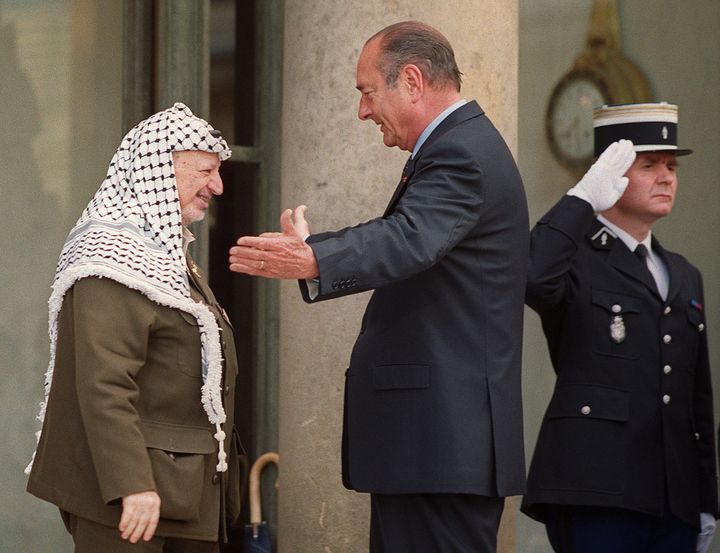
[547, 75, 608, 171]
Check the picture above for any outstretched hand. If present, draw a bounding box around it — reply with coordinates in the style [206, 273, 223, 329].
[567, 139, 636, 212]
[228, 205, 319, 279]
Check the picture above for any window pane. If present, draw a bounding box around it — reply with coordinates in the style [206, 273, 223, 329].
[210, 0, 256, 146]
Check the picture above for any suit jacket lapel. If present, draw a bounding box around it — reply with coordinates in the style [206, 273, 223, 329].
[382, 155, 416, 217]
[588, 219, 661, 299]
[186, 253, 211, 303]
[382, 101, 485, 217]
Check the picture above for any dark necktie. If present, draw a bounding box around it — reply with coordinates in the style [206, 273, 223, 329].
[383, 155, 414, 216]
[634, 244, 658, 292]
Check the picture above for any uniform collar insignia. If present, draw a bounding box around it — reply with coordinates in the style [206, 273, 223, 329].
[590, 226, 618, 250]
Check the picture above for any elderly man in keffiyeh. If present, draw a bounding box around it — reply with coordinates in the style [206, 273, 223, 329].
[26, 103, 243, 552]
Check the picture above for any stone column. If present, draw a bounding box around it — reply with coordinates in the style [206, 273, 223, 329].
[278, 2, 519, 551]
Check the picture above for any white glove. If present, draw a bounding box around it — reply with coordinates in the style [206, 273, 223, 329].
[567, 139, 636, 212]
[697, 512, 716, 553]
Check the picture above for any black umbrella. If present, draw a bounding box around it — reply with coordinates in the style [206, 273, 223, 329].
[244, 452, 279, 553]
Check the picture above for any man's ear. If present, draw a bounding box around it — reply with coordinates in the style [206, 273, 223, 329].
[401, 64, 424, 102]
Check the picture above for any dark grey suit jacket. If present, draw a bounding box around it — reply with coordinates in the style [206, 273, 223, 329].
[300, 101, 529, 497]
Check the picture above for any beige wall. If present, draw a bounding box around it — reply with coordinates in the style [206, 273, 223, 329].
[1, 1, 122, 550]
[278, 2, 519, 551]
[518, 1, 720, 552]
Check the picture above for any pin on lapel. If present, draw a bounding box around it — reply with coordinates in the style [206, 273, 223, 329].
[189, 260, 201, 279]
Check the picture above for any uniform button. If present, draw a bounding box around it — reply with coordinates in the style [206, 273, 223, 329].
[212, 474, 220, 485]
[611, 304, 622, 314]
[663, 365, 672, 375]
[698, 323, 705, 332]
[663, 334, 672, 344]
[695, 432, 701, 441]
[662, 394, 671, 405]
[580, 405, 591, 415]
[663, 306, 671, 315]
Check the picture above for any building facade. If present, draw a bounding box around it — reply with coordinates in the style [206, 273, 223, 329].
[2, 1, 718, 552]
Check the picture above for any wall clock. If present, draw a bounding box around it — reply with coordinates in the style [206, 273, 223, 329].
[545, 0, 653, 175]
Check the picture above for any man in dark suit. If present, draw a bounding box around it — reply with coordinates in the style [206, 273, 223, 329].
[522, 103, 718, 553]
[228, 20, 529, 552]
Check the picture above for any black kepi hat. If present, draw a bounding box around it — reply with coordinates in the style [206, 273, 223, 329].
[593, 102, 692, 157]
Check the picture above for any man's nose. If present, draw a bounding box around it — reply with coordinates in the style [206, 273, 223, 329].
[209, 173, 224, 195]
[358, 97, 371, 120]
[657, 165, 673, 183]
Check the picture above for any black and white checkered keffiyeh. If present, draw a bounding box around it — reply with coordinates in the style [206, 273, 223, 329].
[27, 103, 233, 473]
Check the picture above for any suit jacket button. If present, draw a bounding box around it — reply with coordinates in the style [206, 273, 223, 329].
[663, 306, 672, 315]
[580, 405, 591, 415]
[698, 323, 705, 332]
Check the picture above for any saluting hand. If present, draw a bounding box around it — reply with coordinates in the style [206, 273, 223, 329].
[228, 205, 319, 279]
[567, 139, 636, 212]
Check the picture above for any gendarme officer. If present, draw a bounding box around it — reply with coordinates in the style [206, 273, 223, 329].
[522, 103, 718, 553]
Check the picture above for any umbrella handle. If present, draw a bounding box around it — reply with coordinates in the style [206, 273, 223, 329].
[249, 451, 279, 524]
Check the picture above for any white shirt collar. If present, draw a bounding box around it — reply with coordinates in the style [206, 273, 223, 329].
[411, 99, 467, 159]
[596, 215, 653, 254]
[182, 226, 196, 255]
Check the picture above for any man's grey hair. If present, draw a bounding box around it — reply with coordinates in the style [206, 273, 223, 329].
[367, 21, 463, 92]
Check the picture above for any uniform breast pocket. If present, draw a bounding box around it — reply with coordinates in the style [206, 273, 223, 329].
[591, 288, 641, 360]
